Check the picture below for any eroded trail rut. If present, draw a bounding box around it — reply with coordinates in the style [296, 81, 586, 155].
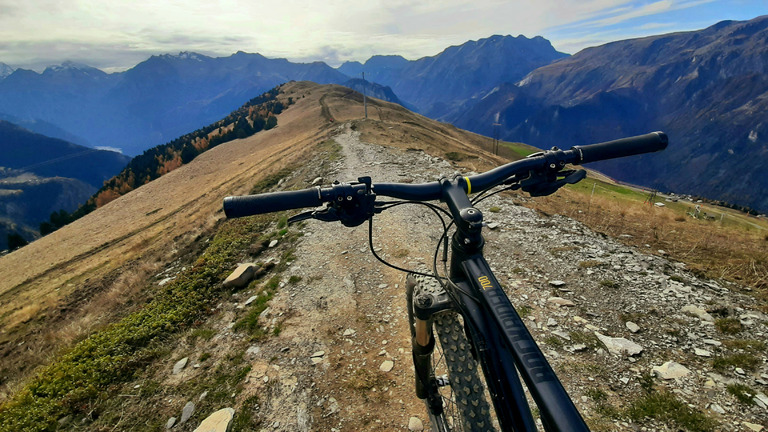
[237, 124, 768, 431]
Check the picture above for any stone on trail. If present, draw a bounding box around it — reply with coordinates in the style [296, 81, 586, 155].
[380, 360, 394, 372]
[547, 297, 575, 307]
[173, 357, 189, 375]
[166, 417, 177, 429]
[180, 401, 196, 424]
[268, 239, 279, 248]
[625, 321, 640, 333]
[595, 332, 643, 356]
[652, 361, 691, 380]
[222, 263, 256, 289]
[408, 416, 424, 431]
[193, 408, 235, 432]
[681, 304, 715, 322]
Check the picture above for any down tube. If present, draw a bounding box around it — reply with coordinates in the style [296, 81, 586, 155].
[460, 256, 590, 432]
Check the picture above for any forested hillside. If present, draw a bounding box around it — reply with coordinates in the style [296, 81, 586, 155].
[70, 86, 290, 221]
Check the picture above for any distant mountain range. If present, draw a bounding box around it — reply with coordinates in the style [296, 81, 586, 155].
[2, 17, 768, 212]
[0, 121, 130, 248]
[0, 53, 349, 155]
[449, 15, 768, 213]
[338, 35, 567, 119]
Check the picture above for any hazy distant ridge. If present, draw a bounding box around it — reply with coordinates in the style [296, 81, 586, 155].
[0, 52, 348, 155]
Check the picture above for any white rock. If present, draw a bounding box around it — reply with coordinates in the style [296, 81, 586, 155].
[268, 239, 279, 248]
[180, 401, 195, 424]
[595, 332, 643, 356]
[681, 305, 715, 322]
[408, 416, 424, 431]
[223, 263, 256, 289]
[694, 348, 712, 357]
[193, 408, 235, 432]
[343, 328, 356, 337]
[166, 417, 177, 429]
[703, 338, 722, 346]
[173, 357, 189, 375]
[652, 361, 691, 380]
[380, 360, 394, 372]
[625, 321, 640, 333]
[744, 422, 764, 432]
[244, 295, 258, 305]
[312, 177, 323, 185]
[547, 297, 575, 307]
[709, 403, 725, 414]
[549, 280, 566, 287]
[246, 346, 261, 357]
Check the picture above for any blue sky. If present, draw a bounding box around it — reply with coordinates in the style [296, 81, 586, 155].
[0, 0, 765, 72]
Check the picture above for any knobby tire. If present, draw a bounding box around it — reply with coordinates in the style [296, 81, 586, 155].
[408, 275, 496, 431]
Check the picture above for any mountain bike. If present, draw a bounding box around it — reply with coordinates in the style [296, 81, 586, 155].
[223, 131, 668, 431]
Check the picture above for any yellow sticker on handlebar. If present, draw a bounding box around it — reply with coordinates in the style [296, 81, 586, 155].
[464, 176, 472, 194]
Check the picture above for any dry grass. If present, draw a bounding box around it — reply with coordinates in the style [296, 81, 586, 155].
[531, 182, 768, 301]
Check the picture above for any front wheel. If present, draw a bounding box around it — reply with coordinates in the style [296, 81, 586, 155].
[407, 275, 496, 431]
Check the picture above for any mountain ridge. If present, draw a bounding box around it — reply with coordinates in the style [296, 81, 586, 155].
[451, 15, 768, 212]
[337, 34, 568, 119]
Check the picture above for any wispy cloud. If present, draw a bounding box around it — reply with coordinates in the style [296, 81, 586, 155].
[0, 0, 760, 70]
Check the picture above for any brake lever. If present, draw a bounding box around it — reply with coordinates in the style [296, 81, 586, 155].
[288, 207, 340, 224]
[522, 169, 587, 196]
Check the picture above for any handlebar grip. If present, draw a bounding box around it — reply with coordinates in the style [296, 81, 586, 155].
[572, 131, 668, 164]
[223, 188, 322, 218]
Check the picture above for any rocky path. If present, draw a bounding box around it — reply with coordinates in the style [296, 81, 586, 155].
[226, 123, 767, 431]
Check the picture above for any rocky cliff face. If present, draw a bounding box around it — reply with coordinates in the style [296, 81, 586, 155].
[452, 16, 768, 212]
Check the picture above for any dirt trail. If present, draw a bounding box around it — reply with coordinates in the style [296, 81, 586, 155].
[238, 123, 457, 431]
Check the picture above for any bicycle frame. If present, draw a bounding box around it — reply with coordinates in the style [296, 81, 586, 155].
[413, 177, 589, 431]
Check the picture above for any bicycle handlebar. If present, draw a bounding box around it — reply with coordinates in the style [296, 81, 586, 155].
[223, 131, 667, 218]
[224, 188, 322, 218]
[573, 131, 668, 164]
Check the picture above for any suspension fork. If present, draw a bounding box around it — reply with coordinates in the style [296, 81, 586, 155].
[406, 274, 454, 405]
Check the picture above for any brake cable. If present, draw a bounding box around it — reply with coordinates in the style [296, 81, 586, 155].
[367, 200, 451, 280]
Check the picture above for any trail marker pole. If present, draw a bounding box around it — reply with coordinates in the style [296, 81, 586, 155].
[362, 72, 368, 119]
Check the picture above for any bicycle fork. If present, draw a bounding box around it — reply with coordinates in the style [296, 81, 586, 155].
[406, 274, 454, 418]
